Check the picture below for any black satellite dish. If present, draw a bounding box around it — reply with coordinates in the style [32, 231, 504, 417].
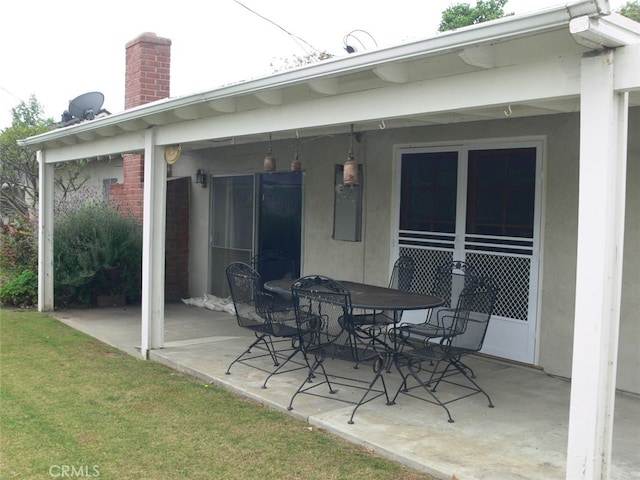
[68, 92, 104, 120]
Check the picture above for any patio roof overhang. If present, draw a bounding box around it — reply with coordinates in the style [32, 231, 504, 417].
[19, 1, 640, 164]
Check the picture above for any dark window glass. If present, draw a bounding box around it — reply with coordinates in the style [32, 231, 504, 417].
[467, 148, 536, 238]
[400, 152, 458, 232]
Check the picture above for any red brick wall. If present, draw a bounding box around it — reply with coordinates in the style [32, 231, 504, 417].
[165, 178, 190, 301]
[109, 153, 145, 220]
[111, 33, 172, 222]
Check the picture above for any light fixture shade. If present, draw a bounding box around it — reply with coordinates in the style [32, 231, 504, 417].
[343, 154, 359, 186]
[264, 133, 276, 171]
[291, 151, 301, 172]
[264, 153, 276, 172]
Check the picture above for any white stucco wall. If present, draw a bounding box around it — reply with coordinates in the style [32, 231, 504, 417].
[170, 152, 211, 297]
[78, 158, 123, 198]
[170, 152, 209, 298]
[299, 135, 366, 281]
[619, 108, 640, 394]
[179, 109, 638, 394]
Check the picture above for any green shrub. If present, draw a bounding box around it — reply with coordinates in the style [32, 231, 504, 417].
[0, 215, 37, 279]
[54, 200, 142, 307]
[0, 269, 37, 306]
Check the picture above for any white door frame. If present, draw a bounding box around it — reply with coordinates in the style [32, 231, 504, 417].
[391, 138, 544, 365]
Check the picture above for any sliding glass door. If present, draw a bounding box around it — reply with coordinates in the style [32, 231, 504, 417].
[209, 172, 302, 298]
[210, 175, 254, 298]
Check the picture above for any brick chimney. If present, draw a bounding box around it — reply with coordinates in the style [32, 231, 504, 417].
[110, 32, 189, 302]
[111, 32, 171, 220]
[125, 32, 171, 109]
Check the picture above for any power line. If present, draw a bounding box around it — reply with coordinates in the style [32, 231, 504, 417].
[231, 0, 326, 55]
[0, 86, 22, 102]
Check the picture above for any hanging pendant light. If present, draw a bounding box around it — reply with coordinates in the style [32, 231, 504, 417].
[343, 124, 359, 186]
[291, 131, 301, 172]
[264, 133, 276, 172]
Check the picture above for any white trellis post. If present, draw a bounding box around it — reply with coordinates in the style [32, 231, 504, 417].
[140, 128, 167, 359]
[37, 150, 54, 311]
[566, 49, 628, 480]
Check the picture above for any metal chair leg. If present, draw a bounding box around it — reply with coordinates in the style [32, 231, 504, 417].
[225, 333, 274, 375]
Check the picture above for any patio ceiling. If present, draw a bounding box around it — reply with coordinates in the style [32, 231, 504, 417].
[20, 4, 640, 163]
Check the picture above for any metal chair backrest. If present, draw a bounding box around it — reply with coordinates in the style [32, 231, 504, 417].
[447, 276, 498, 353]
[251, 250, 296, 285]
[388, 256, 415, 292]
[225, 262, 262, 328]
[433, 260, 477, 309]
[291, 276, 351, 352]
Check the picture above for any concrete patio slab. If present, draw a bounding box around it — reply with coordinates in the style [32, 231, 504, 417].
[51, 304, 640, 480]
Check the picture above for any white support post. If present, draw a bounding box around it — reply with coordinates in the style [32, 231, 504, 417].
[566, 50, 628, 479]
[140, 129, 167, 359]
[37, 151, 54, 311]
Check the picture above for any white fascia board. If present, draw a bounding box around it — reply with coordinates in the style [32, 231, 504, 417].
[40, 131, 146, 163]
[18, 1, 604, 153]
[155, 55, 582, 146]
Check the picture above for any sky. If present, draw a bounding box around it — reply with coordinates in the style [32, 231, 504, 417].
[0, 0, 626, 130]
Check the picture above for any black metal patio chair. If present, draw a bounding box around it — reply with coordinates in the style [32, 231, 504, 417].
[415, 260, 480, 377]
[251, 249, 297, 281]
[390, 276, 498, 422]
[225, 262, 306, 389]
[394, 261, 477, 355]
[431, 260, 477, 312]
[348, 256, 415, 366]
[251, 249, 297, 310]
[287, 275, 390, 424]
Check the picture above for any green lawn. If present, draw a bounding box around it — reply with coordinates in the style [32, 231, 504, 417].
[0, 309, 436, 480]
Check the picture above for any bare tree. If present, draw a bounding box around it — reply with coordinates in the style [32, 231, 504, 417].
[0, 96, 87, 219]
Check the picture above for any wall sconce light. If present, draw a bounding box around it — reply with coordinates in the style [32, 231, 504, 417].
[195, 168, 207, 188]
[343, 124, 359, 186]
[264, 133, 276, 172]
